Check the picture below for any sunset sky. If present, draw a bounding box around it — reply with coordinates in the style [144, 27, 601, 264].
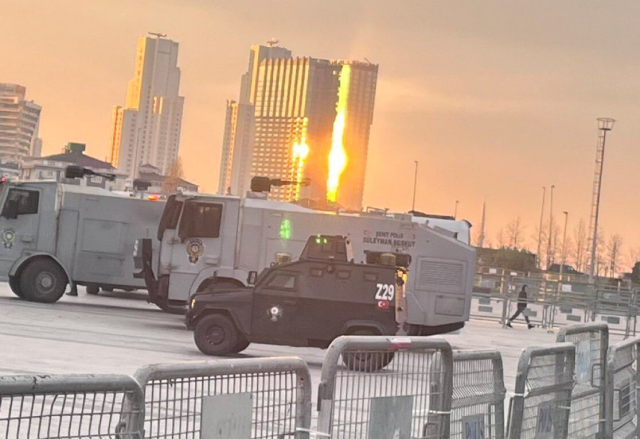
[3, 1, 640, 261]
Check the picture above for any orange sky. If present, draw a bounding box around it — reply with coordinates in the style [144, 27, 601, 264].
[4, 0, 640, 264]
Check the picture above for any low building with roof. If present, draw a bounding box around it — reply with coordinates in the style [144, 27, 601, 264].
[20, 142, 127, 189]
[134, 163, 198, 194]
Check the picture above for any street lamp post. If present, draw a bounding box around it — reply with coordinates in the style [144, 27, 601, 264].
[546, 185, 555, 269]
[537, 187, 546, 269]
[559, 211, 569, 284]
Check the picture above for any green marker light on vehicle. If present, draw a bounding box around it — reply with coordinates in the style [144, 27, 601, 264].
[280, 219, 292, 240]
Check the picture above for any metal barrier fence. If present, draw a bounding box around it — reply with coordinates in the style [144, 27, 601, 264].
[0, 374, 144, 439]
[316, 336, 453, 439]
[451, 350, 505, 439]
[556, 323, 609, 438]
[474, 272, 640, 337]
[506, 343, 576, 439]
[134, 357, 312, 439]
[605, 336, 640, 438]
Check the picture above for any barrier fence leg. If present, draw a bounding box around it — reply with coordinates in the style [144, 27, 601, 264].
[500, 275, 511, 328]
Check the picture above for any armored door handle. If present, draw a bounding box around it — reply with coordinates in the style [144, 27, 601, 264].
[21, 235, 33, 243]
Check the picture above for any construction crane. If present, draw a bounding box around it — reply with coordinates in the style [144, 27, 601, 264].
[587, 118, 615, 281]
[148, 32, 167, 38]
[266, 38, 279, 47]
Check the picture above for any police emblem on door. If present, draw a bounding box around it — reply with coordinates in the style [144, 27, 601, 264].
[1, 229, 16, 249]
[186, 238, 204, 264]
[268, 305, 283, 322]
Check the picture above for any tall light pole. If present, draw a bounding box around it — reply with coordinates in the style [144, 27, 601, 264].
[546, 185, 555, 269]
[411, 161, 418, 211]
[588, 118, 615, 282]
[537, 186, 546, 269]
[559, 211, 569, 281]
[454, 200, 459, 219]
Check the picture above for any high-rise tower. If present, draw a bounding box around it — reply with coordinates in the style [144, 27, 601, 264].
[109, 34, 184, 178]
[218, 44, 378, 211]
[0, 84, 42, 164]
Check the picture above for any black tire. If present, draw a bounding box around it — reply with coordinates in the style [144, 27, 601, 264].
[20, 259, 68, 303]
[86, 284, 100, 295]
[341, 329, 395, 372]
[9, 276, 23, 298]
[101, 286, 114, 292]
[234, 336, 251, 353]
[342, 351, 395, 372]
[194, 313, 241, 356]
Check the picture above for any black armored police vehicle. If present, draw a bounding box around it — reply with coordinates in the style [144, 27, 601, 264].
[185, 235, 409, 369]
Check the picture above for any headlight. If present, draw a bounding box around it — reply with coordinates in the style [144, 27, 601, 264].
[190, 297, 197, 308]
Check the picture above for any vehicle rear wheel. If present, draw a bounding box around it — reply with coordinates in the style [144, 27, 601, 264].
[194, 314, 241, 356]
[9, 276, 23, 298]
[20, 259, 68, 303]
[341, 329, 395, 372]
[86, 284, 100, 295]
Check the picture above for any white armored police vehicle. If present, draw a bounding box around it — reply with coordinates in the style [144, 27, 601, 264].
[135, 185, 476, 335]
[0, 173, 164, 303]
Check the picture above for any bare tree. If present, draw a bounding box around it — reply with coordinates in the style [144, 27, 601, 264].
[506, 217, 526, 249]
[495, 228, 506, 248]
[595, 228, 606, 277]
[626, 247, 640, 273]
[531, 224, 548, 269]
[607, 234, 623, 278]
[162, 157, 185, 195]
[571, 219, 588, 272]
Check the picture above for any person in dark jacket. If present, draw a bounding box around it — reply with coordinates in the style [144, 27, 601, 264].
[506, 285, 534, 329]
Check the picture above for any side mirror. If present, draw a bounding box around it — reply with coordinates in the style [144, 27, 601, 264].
[2, 200, 19, 220]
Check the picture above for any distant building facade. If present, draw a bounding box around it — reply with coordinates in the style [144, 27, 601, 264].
[136, 163, 198, 194]
[109, 35, 184, 179]
[218, 45, 378, 211]
[0, 84, 42, 164]
[21, 142, 127, 189]
[218, 100, 254, 196]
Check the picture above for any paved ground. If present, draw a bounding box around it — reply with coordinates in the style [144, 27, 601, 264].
[0, 283, 626, 395]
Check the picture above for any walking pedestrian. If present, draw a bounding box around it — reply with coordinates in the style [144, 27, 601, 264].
[506, 285, 534, 329]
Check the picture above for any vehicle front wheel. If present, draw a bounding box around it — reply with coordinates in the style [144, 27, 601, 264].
[9, 276, 23, 298]
[20, 259, 68, 303]
[234, 336, 250, 353]
[194, 314, 241, 356]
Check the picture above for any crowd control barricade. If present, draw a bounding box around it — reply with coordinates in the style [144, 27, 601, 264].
[316, 335, 453, 439]
[451, 350, 506, 439]
[0, 374, 144, 439]
[134, 357, 312, 439]
[556, 323, 609, 438]
[506, 343, 575, 439]
[604, 337, 640, 437]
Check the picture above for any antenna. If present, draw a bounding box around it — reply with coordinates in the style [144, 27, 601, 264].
[364, 58, 372, 65]
[266, 38, 279, 47]
[148, 32, 167, 38]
